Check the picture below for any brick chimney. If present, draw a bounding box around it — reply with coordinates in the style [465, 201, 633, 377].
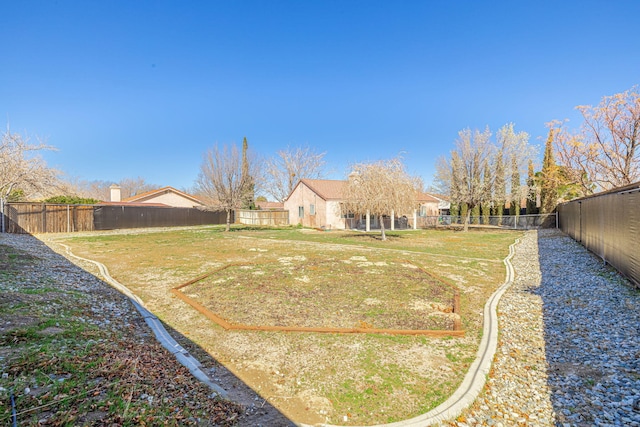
[110, 184, 121, 202]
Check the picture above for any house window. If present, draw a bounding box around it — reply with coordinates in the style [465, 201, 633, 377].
[298, 206, 304, 218]
[339, 203, 355, 218]
[420, 206, 427, 217]
[310, 204, 316, 215]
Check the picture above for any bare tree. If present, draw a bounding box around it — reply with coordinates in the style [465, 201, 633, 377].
[342, 157, 421, 240]
[554, 86, 640, 192]
[196, 143, 256, 231]
[497, 123, 534, 211]
[436, 127, 494, 231]
[0, 127, 60, 205]
[64, 176, 158, 201]
[118, 177, 157, 199]
[436, 124, 535, 229]
[264, 145, 326, 202]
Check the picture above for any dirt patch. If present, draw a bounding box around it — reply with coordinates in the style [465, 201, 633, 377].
[179, 257, 459, 332]
[46, 226, 514, 425]
[0, 234, 292, 427]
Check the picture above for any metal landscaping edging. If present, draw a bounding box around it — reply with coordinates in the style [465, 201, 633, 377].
[295, 236, 519, 427]
[171, 260, 464, 337]
[48, 235, 522, 427]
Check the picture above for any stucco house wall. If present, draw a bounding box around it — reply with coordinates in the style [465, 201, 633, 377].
[284, 180, 445, 230]
[122, 187, 205, 208]
[139, 192, 199, 208]
[284, 180, 347, 229]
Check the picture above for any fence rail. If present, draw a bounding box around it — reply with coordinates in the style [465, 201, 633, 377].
[558, 182, 640, 288]
[235, 209, 289, 226]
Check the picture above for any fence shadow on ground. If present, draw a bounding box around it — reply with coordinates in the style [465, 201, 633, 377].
[0, 234, 295, 426]
[533, 230, 640, 426]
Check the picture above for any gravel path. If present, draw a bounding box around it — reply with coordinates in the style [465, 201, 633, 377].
[451, 229, 640, 427]
[0, 233, 294, 426]
[4, 229, 639, 427]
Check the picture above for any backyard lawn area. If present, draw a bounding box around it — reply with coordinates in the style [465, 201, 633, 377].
[50, 225, 520, 425]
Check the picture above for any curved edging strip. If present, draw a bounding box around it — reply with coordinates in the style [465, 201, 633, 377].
[54, 242, 229, 399]
[296, 237, 520, 427]
[53, 235, 521, 427]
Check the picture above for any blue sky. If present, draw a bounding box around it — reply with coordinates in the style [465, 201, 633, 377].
[2, 1, 639, 194]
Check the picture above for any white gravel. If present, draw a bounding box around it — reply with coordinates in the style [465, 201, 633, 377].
[4, 229, 639, 427]
[451, 229, 640, 427]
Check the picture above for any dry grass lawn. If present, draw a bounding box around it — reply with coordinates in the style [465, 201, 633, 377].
[47, 225, 519, 425]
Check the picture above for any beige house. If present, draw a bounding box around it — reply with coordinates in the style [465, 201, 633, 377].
[109, 185, 205, 208]
[284, 179, 442, 230]
[283, 179, 347, 229]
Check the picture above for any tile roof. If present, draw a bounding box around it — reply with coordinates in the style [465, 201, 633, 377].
[293, 180, 438, 204]
[298, 179, 347, 200]
[123, 186, 204, 205]
[256, 201, 285, 210]
[417, 192, 440, 203]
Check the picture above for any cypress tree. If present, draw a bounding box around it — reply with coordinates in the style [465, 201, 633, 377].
[240, 137, 255, 209]
[471, 204, 480, 224]
[481, 162, 492, 225]
[540, 129, 559, 214]
[494, 148, 505, 224]
[450, 203, 459, 221]
[511, 154, 521, 219]
[526, 159, 537, 214]
[459, 203, 468, 225]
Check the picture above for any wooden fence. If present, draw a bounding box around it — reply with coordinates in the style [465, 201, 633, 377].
[235, 209, 289, 226]
[1, 203, 229, 234]
[2, 203, 94, 233]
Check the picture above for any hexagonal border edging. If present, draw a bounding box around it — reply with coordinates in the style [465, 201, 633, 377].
[171, 259, 465, 337]
[293, 237, 520, 427]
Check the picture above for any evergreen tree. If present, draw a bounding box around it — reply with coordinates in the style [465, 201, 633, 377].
[240, 137, 255, 209]
[459, 203, 468, 225]
[494, 148, 505, 224]
[510, 154, 521, 219]
[540, 129, 559, 213]
[450, 203, 459, 221]
[526, 159, 537, 214]
[481, 162, 492, 225]
[471, 204, 480, 224]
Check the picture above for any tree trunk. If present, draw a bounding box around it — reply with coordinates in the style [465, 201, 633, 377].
[463, 208, 471, 232]
[225, 208, 232, 232]
[380, 217, 387, 241]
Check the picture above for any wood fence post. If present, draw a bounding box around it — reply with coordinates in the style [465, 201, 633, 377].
[453, 291, 461, 331]
[42, 203, 47, 233]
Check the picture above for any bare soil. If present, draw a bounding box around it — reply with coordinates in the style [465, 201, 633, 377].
[41, 226, 515, 425]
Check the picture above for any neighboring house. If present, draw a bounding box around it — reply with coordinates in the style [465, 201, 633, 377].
[255, 201, 285, 210]
[284, 179, 437, 230]
[283, 179, 347, 229]
[422, 193, 450, 216]
[417, 193, 442, 217]
[107, 185, 205, 208]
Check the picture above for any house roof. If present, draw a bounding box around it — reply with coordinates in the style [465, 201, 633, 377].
[291, 179, 438, 204]
[296, 179, 347, 201]
[417, 192, 440, 203]
[424, 192, 449, 202]
[97, 202, 170, 207]
[256, 201, 285, 210]
[123, 186, 204, 205]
